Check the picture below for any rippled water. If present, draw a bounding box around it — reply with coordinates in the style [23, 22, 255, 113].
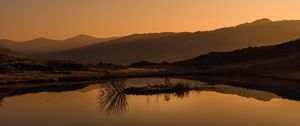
[0, 78, 299, 126]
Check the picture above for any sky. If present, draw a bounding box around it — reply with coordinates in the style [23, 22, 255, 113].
[0, 0, 300, 41]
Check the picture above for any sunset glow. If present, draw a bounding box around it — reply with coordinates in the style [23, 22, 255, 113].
[1, 0, 300, 41]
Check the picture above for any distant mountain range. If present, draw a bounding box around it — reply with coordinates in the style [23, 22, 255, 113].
[0, 48, 20, 57]
[173, 38, 300, 79]
[2, 33, 300, 84]
[0, 51, 88, 72]
[0, 34, 118, 55]
[37, 19, 300, 65]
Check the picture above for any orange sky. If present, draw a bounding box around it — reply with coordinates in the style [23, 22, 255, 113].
[1, 0, 300, 41]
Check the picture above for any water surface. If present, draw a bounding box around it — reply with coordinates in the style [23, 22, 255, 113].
[0, 78, 299, 126]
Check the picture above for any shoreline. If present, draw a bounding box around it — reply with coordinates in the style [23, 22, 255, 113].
[0, 70, 300, 101]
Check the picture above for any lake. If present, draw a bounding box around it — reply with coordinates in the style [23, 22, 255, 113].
[0, 78, 299, 126]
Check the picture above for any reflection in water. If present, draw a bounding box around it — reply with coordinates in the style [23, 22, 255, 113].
[96, 78, 287, 115]
[0, 83, 90, 101]
[0, 78, 300, 126]
[98, 78, 216, 115]
[0, 77, 292, 116]
[186, 76, 300, 101]
[98, 79, 128, 115]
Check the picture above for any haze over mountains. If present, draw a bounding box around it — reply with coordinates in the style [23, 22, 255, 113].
[0, 48, 20, 57]
[176, 38, 300, 69]
[36, 19, 300, 65]
[171, 38, 300, 81]
[2, 35, 300, 82]
[0, 34, 117, 55]
[2, 20, 300, 88]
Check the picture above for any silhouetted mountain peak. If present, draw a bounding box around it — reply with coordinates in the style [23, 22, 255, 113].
[64, 34, 100, 42]
[73, 34, 95, 39]
[237, 18, 273, 27]
[77, 34, 92, 38]
[251, 18, 272, 24]
[39, 19, 300, 65]
[34, 37, 51, 41]
[0, 35, 119, 55]
[118, 32, 188, 43]
[26, 37, 57, 43]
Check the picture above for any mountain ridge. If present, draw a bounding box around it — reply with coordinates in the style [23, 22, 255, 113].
[39, 19, 300, 65]
[0, 34, 118, 55]
[170, 38, 300, 80]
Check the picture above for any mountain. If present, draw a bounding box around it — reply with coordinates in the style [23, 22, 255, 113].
[61, 34, 117, 49]
[39, 19, 300, 65]
[0, 39, 19, 51]
[0, 35, 117, 55]
[38, 32, 186, 64]
[18, 38, 60, 54]
[0, 48, 21, 57]
[173, 38, 300, 79]
[0, 52, 88, 73]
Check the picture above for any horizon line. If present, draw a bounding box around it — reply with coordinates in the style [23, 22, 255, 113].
[1, 18, 299, 42]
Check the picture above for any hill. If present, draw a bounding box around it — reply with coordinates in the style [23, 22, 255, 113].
[0, 52, 88, 73]
[39, 19, 300, 65]
[0, 48, 21, 57]
[0, 35, 117, 55]
[172, 38, 300, 80]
